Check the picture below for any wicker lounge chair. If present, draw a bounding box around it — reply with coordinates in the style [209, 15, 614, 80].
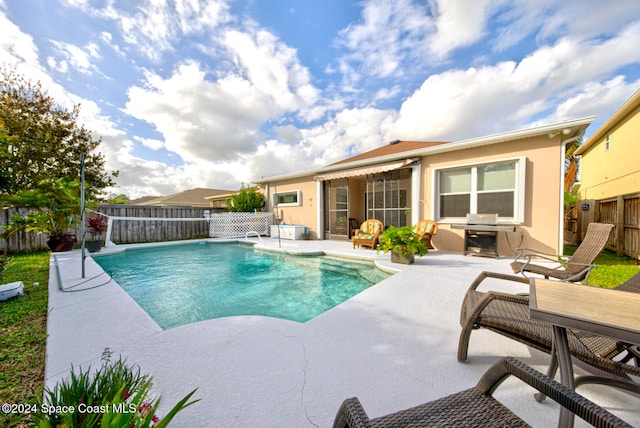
[333, 357, 632, 428]
[413, 220, 438, 249]
[458, 270, 640, 395]
[352, 219, 383, 250]
[511, 222, 614, 284]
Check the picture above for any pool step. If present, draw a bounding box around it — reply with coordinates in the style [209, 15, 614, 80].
[286, 256, 389, 284]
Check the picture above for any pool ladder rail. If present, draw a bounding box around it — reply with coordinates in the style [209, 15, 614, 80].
[245, 231, 264, 245]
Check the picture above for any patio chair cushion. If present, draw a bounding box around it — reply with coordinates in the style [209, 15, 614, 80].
[413, 220, 438, 249]
[352, 219, 383, 250]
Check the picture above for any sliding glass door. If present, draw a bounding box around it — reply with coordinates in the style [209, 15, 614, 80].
[324, 178, 349, 238]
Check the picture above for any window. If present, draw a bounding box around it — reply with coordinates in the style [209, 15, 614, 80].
[365, 169, 411, 227]
[436, 158, 525, 222]
[273, 190, 302, 207]
[606, 133, 610, 151]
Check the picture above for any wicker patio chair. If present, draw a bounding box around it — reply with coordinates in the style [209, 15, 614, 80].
[333, 357, 632, 428]
[510, 222, 614, 284]
[352, 219, 383, 250]
[413, 220, 438, 249]
[458, 270, 640, 395]
[348, 218, 361, 237]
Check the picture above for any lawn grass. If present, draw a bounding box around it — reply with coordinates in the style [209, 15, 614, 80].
[564, 245, 640, 288]
[0, 251, 50, 428]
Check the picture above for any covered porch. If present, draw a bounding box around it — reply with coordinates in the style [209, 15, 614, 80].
[317, 158, 421, 240]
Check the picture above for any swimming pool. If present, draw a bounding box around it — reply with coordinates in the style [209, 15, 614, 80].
[94, 243, 390, 328]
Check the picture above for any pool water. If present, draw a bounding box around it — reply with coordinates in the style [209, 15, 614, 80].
[94, 243, 390, 328]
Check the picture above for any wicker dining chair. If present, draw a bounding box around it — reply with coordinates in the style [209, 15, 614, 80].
[458, 270, 640, 395]
[510, 222, 614, 284]
[333, 357, 633, 428]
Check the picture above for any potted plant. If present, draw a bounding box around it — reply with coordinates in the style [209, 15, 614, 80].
[377, 225, 428, 264]
[1, 178, 81, 252]
[85, 215, 108, 252]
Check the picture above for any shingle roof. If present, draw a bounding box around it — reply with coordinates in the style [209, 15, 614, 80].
[136, 188, 232, 207]
[330, 140, 450, 166]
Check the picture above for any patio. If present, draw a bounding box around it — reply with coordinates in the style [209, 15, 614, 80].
[46, 239, 639, 427]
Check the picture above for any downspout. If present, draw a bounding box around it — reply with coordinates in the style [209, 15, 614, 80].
[559, 129, 586, 256]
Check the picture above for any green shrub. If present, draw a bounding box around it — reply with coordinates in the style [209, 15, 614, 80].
[36, 349, 199, 428]
[377, 225, 428, 257]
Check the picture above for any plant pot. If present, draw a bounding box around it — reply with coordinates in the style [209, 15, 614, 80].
[85, 240, 104, 253]
[391, 251, 415, 264]
[46, 234, 77, 252]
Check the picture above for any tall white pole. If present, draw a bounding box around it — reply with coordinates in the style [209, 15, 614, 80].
[80, 152, 86, 278]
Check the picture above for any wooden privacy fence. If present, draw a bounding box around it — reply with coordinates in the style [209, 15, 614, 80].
[1, 206, 49, 253]
[567, 192, 640, 260]
[97, 205, 212, 245]
[1, 205, 276, 252]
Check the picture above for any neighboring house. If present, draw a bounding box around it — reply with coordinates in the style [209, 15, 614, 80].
[574, 88, 640, 200]
[133, 188, 232, 208]
[204, 186, 262, 209]
[254, 118, 595, 256]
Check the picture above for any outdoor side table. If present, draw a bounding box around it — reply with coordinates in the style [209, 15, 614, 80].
[529, 278, 640, 428]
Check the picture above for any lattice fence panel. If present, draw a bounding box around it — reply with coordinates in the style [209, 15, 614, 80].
[208, 212, 274, 238]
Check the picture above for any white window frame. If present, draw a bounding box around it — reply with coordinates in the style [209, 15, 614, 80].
[433, 157, 526, 224]
[273, 190, 302, 207]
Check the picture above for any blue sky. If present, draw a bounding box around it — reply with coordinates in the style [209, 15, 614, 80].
[2, 0, 640, 199]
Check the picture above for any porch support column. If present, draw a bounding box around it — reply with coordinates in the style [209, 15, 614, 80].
[411, 162, 422, 225]
[316, 180, 324, 240]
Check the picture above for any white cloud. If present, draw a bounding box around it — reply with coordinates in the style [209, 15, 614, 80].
[49, 40, 100, 75]
[336, 0, 434, 83]
[116, 0, 230, 61]
[0, 11, 42, 68]
[392, 19, 640, 141]
[428, 0, 490, 59]
[134, 136, 165, 150]
[223, 29, 320, 118]
[540, 76, 640, 127]
[124, 24, 321, 163]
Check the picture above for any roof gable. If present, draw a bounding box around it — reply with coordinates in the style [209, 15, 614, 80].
[331, 141, 449, 166]
[575, 88, 640, 156]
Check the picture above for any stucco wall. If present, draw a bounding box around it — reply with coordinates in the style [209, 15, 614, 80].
[422, 135, 563, 255]
[264, 176, 320, 238]
[263, 134, 565, 255]
[579, 107, 640, 200]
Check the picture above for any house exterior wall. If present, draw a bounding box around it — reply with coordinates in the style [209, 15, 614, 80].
[264, 176, 320, 239]
[422, 135, 563, 255]
[578, 105, 640, 200]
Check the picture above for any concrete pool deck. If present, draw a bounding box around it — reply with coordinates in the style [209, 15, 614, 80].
[46, 238, 639, 427]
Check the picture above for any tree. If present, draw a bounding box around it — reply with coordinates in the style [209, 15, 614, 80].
[226, 185, 265, 212]
[0, 65, 117, 198]
[104, 193, 130, 204]
[564, 139, 581, 193]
